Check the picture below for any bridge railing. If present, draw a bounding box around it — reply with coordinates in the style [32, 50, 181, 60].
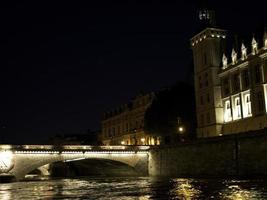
[0, 145, 150, 152]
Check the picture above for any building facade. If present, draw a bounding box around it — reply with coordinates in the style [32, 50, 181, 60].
[191, 28, 226, 137]
[100, 93, 161, 145]
[191, 18, 267, 137]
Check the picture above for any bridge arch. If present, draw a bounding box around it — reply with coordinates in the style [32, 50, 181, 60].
[49, 158, 143, 177]
[6, 150, 148, 181]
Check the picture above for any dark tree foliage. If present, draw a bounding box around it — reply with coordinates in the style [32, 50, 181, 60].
[144, 81, 196, 143]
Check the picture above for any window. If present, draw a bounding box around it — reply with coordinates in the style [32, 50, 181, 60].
[232, 73, 240, 92]
[243, 93, 252, 118]
[254, 65, 262, 84]
[242, 69, 250, 89]
[206, 93, 210, 103]
[224, 100, 232, 122]
[222, 77, 230, 96]
[233, 97, 241, 120]
[257, 91, 265, 113]
[204, 73, 209, 87]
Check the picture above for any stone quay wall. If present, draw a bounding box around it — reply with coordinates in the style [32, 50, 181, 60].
[149, 130, 267, 177]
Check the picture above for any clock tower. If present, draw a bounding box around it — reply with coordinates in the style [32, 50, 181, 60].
[191, 9, 227, 137]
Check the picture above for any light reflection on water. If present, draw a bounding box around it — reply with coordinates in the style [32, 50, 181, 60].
[1, 177, 267, 199]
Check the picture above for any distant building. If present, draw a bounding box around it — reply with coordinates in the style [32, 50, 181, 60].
[100, 92, 161, 145]
[191, 9, 267, 137]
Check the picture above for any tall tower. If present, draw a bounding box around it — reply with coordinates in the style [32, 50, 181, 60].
[191, 9, 227, 138]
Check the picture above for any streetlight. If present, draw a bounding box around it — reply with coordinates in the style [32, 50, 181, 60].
[177, 117, 185, 134]
[178, 126, 185, 133]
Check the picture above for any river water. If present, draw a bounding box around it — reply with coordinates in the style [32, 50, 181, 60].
[1, 177, 267, 199]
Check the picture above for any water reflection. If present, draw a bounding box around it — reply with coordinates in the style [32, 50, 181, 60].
[0, 184, 11, 200]
[1, 177, 267, 199]
[171, 179, 201, 199]
[218, 180, 266, 200]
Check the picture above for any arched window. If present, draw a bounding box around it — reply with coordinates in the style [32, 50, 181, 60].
[224, 100, 232, 122]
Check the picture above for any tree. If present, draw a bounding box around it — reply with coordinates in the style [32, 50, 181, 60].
[144, 81, 196, 144]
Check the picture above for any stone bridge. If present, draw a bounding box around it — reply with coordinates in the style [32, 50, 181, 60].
[0, 145, 150, 181]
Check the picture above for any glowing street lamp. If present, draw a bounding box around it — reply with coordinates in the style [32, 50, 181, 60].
[121, 141, 125, 145]
[178, 126, 185, 134]
[177, 117, 185, 134]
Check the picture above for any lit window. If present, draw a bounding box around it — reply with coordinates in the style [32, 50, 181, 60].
[224, 100, 232, 122]
[242, 93, 252, 118]
[233, 97, 241, 120]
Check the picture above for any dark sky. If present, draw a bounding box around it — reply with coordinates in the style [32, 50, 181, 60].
[1, 0, 267, 144]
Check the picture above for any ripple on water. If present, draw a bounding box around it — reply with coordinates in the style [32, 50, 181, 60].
[1, 177, 267, 199]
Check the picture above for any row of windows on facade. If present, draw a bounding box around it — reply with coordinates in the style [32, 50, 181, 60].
[103, 115, 144, 127]
[102, 113, 145, 126]
[222, 64, 265, 97]
[194, 48, 208, 70]
[199, 93, 211, 106]
[103, 120, 145, 138]
[223, 90, 266, 123]
[120, 136, 160, 146]
[198, 72, 209, 89]
[199, 111, 211, 127]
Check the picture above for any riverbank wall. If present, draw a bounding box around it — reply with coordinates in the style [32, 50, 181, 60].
[149, 130, 267, 177]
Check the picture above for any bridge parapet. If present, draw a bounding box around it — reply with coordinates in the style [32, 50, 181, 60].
[0, 145, 150, 152]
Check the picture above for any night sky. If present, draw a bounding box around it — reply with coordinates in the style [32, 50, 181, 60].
[1, 1, 267, 144]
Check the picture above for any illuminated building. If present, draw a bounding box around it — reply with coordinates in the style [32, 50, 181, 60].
[100, 92, 160, 145]
[191, 9, 267, 137]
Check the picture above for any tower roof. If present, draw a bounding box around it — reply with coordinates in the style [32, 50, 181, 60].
[196, 0, 216, 32]
[190, 28, 227, 47]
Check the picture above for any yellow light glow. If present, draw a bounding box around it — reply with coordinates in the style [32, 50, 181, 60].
[224, 100, 232, 122]
[242, 92, 252, 118]
[0, 145, 12, 150]
[141, 138, 145, 143]
[0, 150, 14, 173]
[121, 141, 125, 145]
[64, 158, 85, 162]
